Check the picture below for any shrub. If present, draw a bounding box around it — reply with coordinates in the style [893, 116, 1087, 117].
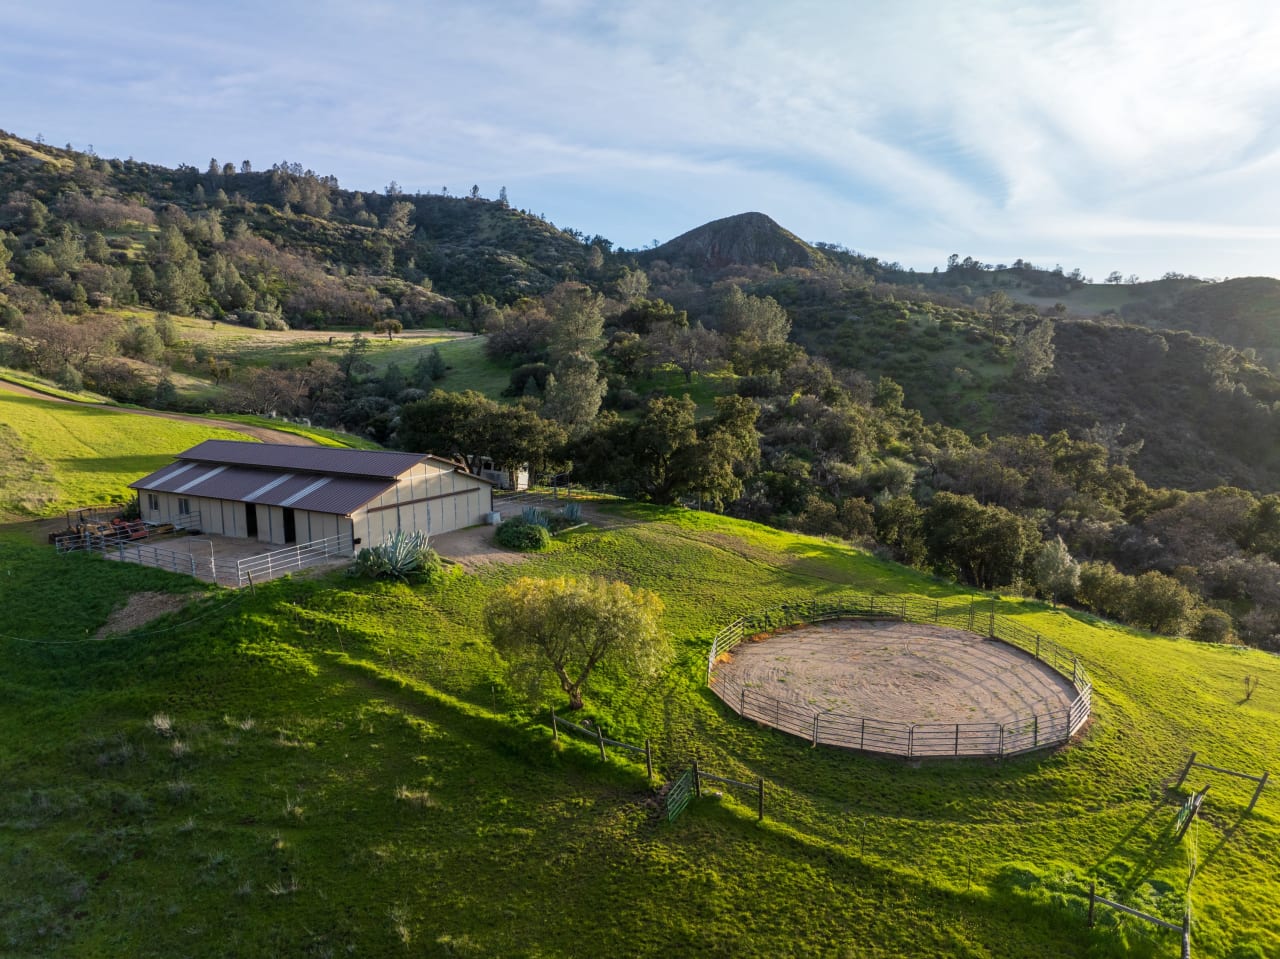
[495, 518, 551, 551]
[1190, 608, 1238, 644]
[1126, 571, 1197, 635]
[353, 530, 442, 581]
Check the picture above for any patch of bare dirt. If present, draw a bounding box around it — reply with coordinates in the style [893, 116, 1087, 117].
[715, 620, 1077, 726]
[429, 524, 530, 572]
[95, 591, 193, 639]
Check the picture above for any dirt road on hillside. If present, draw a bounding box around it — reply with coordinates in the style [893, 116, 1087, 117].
[0, 379, 317, 445]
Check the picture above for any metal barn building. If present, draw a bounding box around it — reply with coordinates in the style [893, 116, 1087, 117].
[130, 440, 493, 551]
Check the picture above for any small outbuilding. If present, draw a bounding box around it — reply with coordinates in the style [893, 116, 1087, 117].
[130, 440, 493, 552]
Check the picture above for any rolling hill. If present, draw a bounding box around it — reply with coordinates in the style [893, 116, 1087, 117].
[1, 496, 1276, 957]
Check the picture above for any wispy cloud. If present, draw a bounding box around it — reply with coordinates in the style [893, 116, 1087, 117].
[1, 0, 1278, 277]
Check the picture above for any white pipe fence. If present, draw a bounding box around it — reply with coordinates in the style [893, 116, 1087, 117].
[234, 533, 353, 588]
[706, 594, 1093, 759]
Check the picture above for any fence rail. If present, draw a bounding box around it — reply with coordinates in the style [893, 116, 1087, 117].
[55, 511, 203, 554]
[706, 594, 1092, 760]
[235, 533, 353, 588]
[1089, 882, 1191, 958]
[551, 710, 654, 778]
[104, 538, 216, 578]
[61, 530, 218, 580]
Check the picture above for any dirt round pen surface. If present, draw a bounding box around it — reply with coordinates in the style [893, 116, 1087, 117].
[715, 620, 1078, 729]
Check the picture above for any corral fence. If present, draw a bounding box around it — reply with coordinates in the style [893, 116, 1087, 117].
[100, 537, 218, 579]
[54, 510, 203, 554]
[235, 533, 353, 589]
[706, 594, 1092, 759]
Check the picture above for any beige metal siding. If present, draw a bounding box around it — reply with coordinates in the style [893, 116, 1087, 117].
[134, 462, 487, 550]
[295, 510, 341, 544]
[359, 465, 490, 544]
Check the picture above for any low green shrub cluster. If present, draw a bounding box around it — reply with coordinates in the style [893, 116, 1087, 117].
[495, 517, 551, 551]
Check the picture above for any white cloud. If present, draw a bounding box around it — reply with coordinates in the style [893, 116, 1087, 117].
[2, 0, 1279, 277]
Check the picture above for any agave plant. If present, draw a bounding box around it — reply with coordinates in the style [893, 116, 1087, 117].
[522, 506, 550, 529]
[353, 530, 440, 581]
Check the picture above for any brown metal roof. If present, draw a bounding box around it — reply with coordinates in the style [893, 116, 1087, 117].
[130, 440, 493, 515]
[175, 440, 429, 478]
[130, 462, 398, 515]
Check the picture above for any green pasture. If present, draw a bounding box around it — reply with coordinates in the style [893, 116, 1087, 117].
[424, 335, 515, 398]
[0, 392, 248, 518]
[1, 501, 1276, 958]
[627, 369, 737, 415]
[128, 311, 462, 379]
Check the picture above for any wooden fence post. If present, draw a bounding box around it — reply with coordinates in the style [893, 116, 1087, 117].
[692, 758, 701, 798]
[757, 778, 765, 821]
[645, 739, 653, 781]
[1181, 908, 1191, 959]
[1175, 752, 1198, 789]
[551, 709, 559, 742]
[1246, 770, 1268, 815]
[596, 723, 607, 761]
[988, 597, 996, 637]
[812, 712, 820, 747]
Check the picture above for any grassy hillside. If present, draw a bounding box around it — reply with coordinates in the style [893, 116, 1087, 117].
[0, 392, 250, 517]
[2, 505, 1276, 958]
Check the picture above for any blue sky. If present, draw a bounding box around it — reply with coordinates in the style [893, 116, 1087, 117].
[4, 0, 1280, 281]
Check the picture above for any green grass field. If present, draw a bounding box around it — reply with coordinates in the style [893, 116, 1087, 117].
[0, 392, 252, 518]
[1, 499, 1276, 958]
[427, 335, 515, 397]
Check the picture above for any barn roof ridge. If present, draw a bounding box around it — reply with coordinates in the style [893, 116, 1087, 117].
[173, 439, 466, 480]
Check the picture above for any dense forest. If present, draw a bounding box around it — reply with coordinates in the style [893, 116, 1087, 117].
[4, 130, 1280, 650]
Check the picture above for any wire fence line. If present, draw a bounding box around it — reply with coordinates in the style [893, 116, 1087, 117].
[547, 711, 763, 821]
[706, 594, 1093, 759]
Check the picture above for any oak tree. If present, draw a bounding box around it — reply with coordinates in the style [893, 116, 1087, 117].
[485, 576, 667, 709]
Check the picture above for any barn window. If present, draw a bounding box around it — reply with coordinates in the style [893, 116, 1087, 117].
[178, 498, 191, 516]
[147, 493, 159, 511]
